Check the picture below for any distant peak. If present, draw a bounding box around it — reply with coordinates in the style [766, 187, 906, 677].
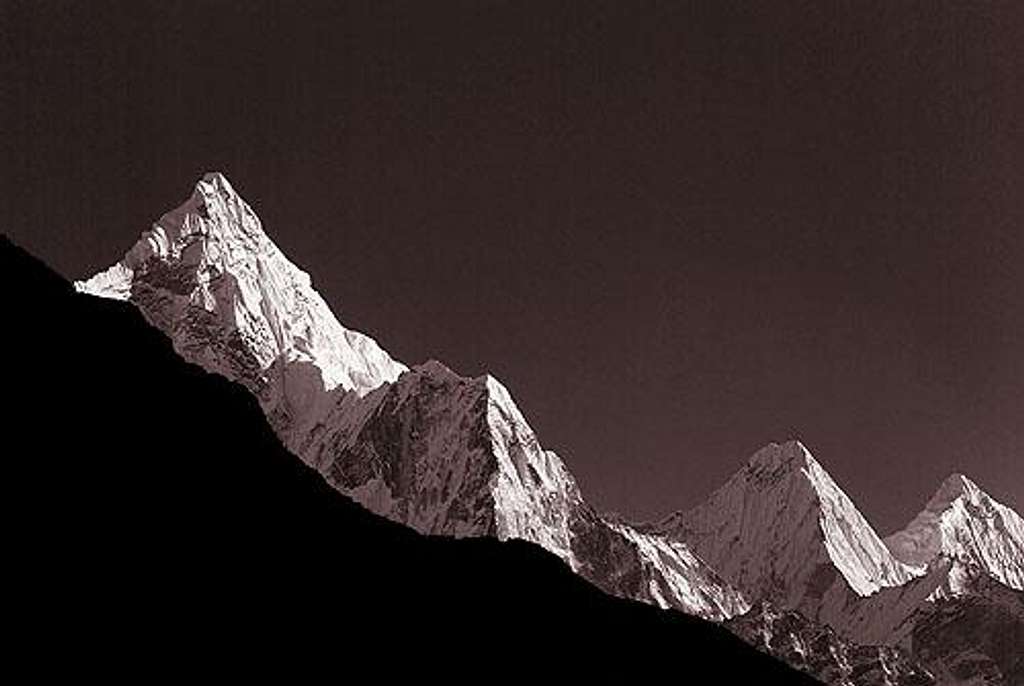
[886, 472, 1023, 589]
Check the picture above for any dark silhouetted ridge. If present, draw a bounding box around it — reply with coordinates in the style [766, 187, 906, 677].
[3, 235, 818, 681]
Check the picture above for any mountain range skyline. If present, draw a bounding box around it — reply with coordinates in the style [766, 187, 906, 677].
[6, 1, 1023, 533]
[57, 170, 1023, 534]
[7, 2, 1022, 682]
[72, 171, 1022, 537]
[62, 171, 1023, 683]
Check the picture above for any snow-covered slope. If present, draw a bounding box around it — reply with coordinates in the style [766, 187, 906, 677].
[652, 440, 919, 621]
[77, 172, 745, 621]
[76, 172, 405, 443]
[885, 474, 1024, 594]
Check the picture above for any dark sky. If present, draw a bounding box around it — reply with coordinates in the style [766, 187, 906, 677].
[4, 1, 1022, 531]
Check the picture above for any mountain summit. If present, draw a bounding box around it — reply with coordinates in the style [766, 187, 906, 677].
[653, 440, 918, 616]
[76, 172, 405, 442]
[885, 473, 1024, 593]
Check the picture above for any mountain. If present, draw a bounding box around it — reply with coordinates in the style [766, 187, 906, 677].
[837, 478, 1024, 685]
[651, 440, 919, 621]
[76, 173, 748, 620]
[76, 172, 406, 444]
[69, 173, 1023, 684]
[3, 235, 819, 681]
[843, 571, 1024, 685]
[655, 441, 1024, 684]
[828, 477, 1024, 672]
[885, 474, 1024, 595]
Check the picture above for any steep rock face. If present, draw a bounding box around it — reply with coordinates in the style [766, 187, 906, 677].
[294, 357, 747, 619]
[652, 441, 918, 621]
[77, 173, 746, 621]
[729, 603, 936, 686]
[885, 474, 1024, 595]
[296, 360, 580, 557]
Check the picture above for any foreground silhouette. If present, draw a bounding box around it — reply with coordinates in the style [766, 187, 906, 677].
[4, 236, 817, 682]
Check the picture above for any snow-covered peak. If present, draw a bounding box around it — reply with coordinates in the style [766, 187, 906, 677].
[76, 172, 407, 439]
[655, 441, 917, 612]
[885, 474, 1024, 592]
[742, 440, 818, 486]
[79, 172, 263, 295]
[747, 439, 812, 467]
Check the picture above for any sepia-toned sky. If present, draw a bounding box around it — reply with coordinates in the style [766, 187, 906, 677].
[4, 1, 1022, 531]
